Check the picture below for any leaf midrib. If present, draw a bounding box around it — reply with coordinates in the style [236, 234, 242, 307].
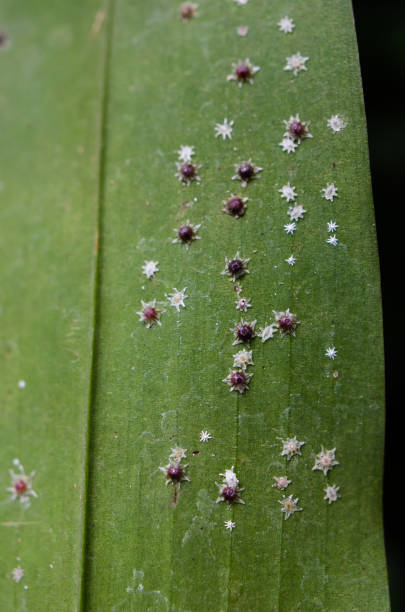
[78, 2, 116, 609]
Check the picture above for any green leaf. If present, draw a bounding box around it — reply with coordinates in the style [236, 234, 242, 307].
[1, 1, 388, 610]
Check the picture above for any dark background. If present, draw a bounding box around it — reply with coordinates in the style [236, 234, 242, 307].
[352, 0, 403, 609]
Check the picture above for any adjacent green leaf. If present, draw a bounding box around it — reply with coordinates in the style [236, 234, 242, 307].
[1, 0, 388, 610]
[0, 0, 108, 608]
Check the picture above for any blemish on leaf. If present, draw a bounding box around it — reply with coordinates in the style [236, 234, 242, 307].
[180, 2, 198, 21]
[0, 32, 9, 48]
[89, 10, 106, 39]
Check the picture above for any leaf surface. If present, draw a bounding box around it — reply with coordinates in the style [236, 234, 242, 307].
[0, 1, 388, 610]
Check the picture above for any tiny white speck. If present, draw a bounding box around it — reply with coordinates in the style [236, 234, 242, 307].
[279, 183, 296, 202]
[324, 484, 340, 503]
[200, 430, 212, 442]
[24, 585, 28, 590]
[237, 25, 248, 37]
[278, 16, 295, 34]
[177, 145, 195, 163]
[327, 221, 339, 233]
[313, 447, 339, 476]
[18, 380, 26, 389]
[326, 234, 338, 247]
[233, 349, 254, 370]
[327, 114, 347, 133]
[166, 287, 188, 312]
[273, 476, 292, 490]
[284, 222, 297, 235]
[12, 567, 24, 583]
[284, 52, 309, 76]
[279, 495, 302, 520]
[321, 183, 338, 202]
[287, 204, 307, 222]
[325, 346, 337, 359]
[142, 260, 159, 280]
[285, 255, 296, 266]
[258, 323, 278, 343]
[279, 137, 297, 154]
[138, 584, 144, 591]
[169, 446, 187, 460]
[224, 519, 236, 531]
[280, 435, 305, 459]
[214, 118, 234, 140]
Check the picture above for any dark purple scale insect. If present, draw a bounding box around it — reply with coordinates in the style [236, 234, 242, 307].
[178, 224, 195, 243]
[237, 163, 254, 182]
[167, 464, 183, 482]
[143, 306, 158, 322]
[236, 63, 252, 82]
[225, 196, 246, 217]
[230, 371, 247, 387]
[278, 314, 295, 332]
[236, 323, 254, 343]
[14, 480, 27, 494]
[228, 259, 244, 277]
[180, 2, 197, 20]
[289, 121, 306, 139]
[222, 486, 237, 502]
[180, 163, 196, 180]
